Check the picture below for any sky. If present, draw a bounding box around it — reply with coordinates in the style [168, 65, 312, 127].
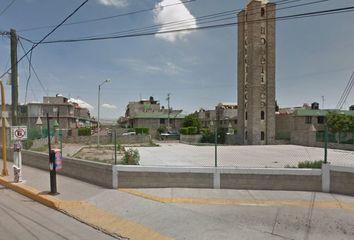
[0, 0, 354, 120]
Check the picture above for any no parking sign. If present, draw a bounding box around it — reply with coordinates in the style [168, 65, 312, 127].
[11, 126, 28, 141]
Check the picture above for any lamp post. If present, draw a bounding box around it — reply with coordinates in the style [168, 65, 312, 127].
[97, 79, 110, 147]
[210, 120, 217, 168]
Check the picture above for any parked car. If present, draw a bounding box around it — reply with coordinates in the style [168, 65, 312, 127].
[122, 132, 136, 136]
[160, 131, 180, 140]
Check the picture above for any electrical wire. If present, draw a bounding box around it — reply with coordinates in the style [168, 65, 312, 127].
[0, 0, 89, 79]
[336, 70, 354, 109]
[18, 39, 49, 96]
[17, 0, 196, 33]
[0, 0, 16, 18]
[36, 5, 354, 45]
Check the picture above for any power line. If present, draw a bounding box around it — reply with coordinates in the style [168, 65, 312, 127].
[0, 0, 89, 79]
[0, 0, 16, 17]
[336, 70, 354, 109]
[37, 5, 354, 45]
[18, 39, 48, 102]
[20, 0, 310, 43]
[17, 0, 196, 33]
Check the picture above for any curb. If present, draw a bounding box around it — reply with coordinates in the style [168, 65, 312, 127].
[0, 177, 174, 240]
[0, 177, 60, 209]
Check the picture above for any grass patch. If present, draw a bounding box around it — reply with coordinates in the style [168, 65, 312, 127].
[285, 160, 324, 169]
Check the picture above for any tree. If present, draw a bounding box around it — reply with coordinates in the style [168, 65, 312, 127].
[326, 112, 354, 133]
[182, 114, 201, 133]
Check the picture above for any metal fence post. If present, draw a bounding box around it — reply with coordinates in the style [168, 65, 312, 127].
[324, 127, 328, 164]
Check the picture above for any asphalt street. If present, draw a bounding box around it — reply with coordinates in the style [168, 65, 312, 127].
[0, 186, 118, 240]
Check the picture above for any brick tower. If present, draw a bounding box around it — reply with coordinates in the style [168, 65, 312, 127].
[237, 0, 276, 145]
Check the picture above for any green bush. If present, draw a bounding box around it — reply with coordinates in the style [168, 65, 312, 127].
[157, 126, 167, 134]
[180, 127, 189, 135]
[135, 128, 149, 135]
[200, 128, 210, 134]
[200, 131, 214, 143]
[22, 139, 33, 150]
[200, 128, 228, 144]
[297, 160, 323, 169]
[188, 127, 198, 135]
[78, 127, 91, 136]
[122, 148, 140, 165]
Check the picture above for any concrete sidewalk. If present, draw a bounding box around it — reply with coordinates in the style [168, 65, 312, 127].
[1, 160, 354, 239]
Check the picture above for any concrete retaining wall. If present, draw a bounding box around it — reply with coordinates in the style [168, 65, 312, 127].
[3, 148, 354, 196]
[19, 150, 113, 188]
[180, 135, 202, 144]
[328, 166, 354, 196]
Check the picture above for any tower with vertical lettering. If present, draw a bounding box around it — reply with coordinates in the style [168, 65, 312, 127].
[237, 0, 276, 145]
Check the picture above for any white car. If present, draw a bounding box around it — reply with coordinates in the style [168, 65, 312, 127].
[122, 132, 136, 136]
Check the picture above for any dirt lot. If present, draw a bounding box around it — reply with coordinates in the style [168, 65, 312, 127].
[74, 146, 124, 164]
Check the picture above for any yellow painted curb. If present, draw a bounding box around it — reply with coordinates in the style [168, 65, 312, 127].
[0, 177, 60, 209]
[0, 177, 174, 240]
[120, 188, 354, 211]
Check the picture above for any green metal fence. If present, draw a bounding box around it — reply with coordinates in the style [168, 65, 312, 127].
[316, 131, 354, 145]
[27, 128, 55, 140]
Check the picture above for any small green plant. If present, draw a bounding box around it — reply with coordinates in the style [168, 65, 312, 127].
[188, 127, 198, 135]
[180, 127, 189, 135]
[135, 128, 149, 135]
[157, 126, 167, 134]
[122, 148, 140, 165]
[78, 127, 91, 136]
[297, 160, 323, 169]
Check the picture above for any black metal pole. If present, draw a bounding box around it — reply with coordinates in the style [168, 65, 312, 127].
[47, 113, 58, 195]
[114, 129, 117, 165]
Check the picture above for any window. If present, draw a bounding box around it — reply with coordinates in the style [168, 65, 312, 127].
[261, 38, 266, 44]
[261, 57, 266, 64]
[261, 131, 265, 141]
[305, 116, 312, 124]
[261, 75, 265, 83]
[261, 8, 265, 17]
[245, 131, 248, 141]
[261, 27, 266, 34]
[317, 116, 325, 124]
[234, 120, 237, 124]
[261, 65, 265, 73]
[261, 111, 265, 120]
[245, 112, 248, 120]
[160, 118, 165, 124]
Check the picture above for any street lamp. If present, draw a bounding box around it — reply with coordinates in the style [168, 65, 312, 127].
[97, 79, 110, 147]
[210, 120, 217, 167]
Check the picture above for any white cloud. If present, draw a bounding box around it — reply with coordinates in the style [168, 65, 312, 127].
[97, 0, 128, 8]
[68, 98, 94, 110]
[154, 0, 197, 42]
[119, 58, 186, 75]
[102, 103, 117, 109]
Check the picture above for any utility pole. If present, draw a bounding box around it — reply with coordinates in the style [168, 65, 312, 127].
[321, 96, 325, 109]
[10, 29, 18, 126]
[167, 93, 170, 131]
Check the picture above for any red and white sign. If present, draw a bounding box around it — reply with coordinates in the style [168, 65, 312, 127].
[11, 126, 28, 140]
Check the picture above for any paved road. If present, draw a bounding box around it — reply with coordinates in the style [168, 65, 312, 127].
[2, 160, 354, 240]
[0, 186, 118, 240]
[136, 143, 354, 167]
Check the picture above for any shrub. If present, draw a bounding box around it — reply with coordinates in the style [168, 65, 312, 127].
[23, 139, 34, 150]
[135, 128, 149, 135]
[200, 128, 210, 134]
[122, 148, 140, 165]
[180, 127, 189, 135]
[200, 132, 214, 143]
[188, 127, 198, 135]
[297, 160, 323, 169]
[78, 127, 91, 136]
[182, 114, 201, 133]
[157, 126, 167, 134]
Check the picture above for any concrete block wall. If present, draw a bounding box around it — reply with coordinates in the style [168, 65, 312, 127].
[20, 150, 113, 188]
[180, 135, 203, 144]
[328, 165, 354, 196]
